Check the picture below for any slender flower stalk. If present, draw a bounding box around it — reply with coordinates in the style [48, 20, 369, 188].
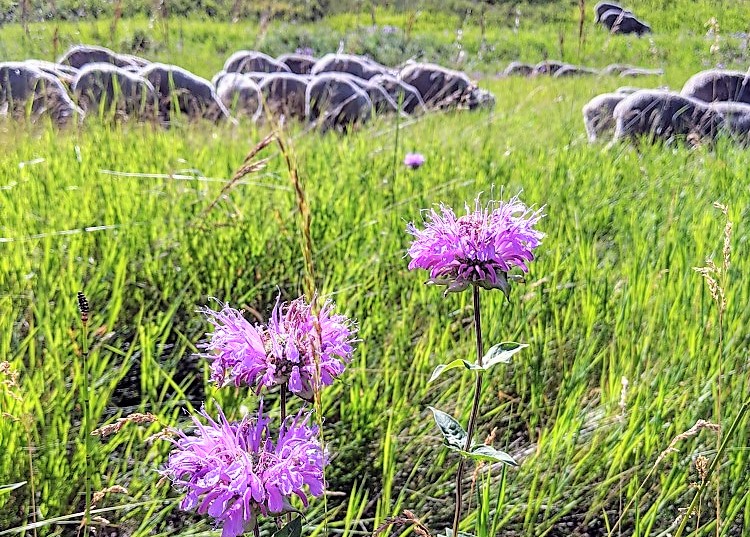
[77, 291, 91, 537]
[452, 285, 484, 537]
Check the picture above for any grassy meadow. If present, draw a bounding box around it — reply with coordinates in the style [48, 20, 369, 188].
[1, 1, 750, 536]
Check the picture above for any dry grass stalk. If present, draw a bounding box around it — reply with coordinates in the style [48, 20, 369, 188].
[90, 485, 128, 507]
[372, 509, 431, 537]
[655, 419, 720, 467]
[91, 412, 158, 437]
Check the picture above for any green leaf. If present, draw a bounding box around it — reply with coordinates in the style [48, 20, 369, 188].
[429, 358, 483, 383]
[273, 517, 302, 537]
[467, 444, 518, 466]
[428, 407, 467, 450]
[0, 481, 26, 494]
[481, 342, 528, 370]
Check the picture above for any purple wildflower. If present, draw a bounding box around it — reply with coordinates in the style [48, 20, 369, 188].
[200, 296, 357, 397]
[404, 152, 426, 169]
[406, 196, 544, 296]
[162, 403, 326, 537]
[263, 295, 357, 400]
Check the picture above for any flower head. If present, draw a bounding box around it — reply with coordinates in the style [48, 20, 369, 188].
[200, 296, 357, 398]
[263, 295, 357, 400]
[162, 403, 326, 537]
[407, 196, 544, 296]
[404, 153, 426, 169]
[295, 46, 314, 57]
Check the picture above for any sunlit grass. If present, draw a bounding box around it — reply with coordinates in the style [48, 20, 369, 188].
[1, 2, 750, 536]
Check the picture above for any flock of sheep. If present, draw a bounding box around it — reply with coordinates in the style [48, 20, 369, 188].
[501, 60, 662, 79]
[0, 45, 495, 131]
[583, 70, 750, 146]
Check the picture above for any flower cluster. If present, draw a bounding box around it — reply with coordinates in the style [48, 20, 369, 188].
[163, 404, 326, 537]
[407, 196, 544, 295]
[200, 295, 357, 399]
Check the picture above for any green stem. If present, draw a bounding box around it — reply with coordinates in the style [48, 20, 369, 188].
[81, 318, 91, 536]
[673, 396, 750, 537]
[452, 286, 485, 537]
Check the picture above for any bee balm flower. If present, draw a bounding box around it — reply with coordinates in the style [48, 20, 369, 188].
[200, 295, 357, 398]
[407, 196, 544, 295]
[162, 403, 326, 537]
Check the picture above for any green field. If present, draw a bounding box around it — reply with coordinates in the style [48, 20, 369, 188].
[1, 1, 750, 536]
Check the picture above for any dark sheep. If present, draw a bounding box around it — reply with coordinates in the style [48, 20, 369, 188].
[600, 10, 651, 36]
[602, 63, 637, 75]
[140, 63, 232, 121]
[594, 2, 625, 22]
[311, 53, 390, 81]
[709, 102, 750, 143]
[502, 61, 534, 77]
[215, 73, 262, 121]
[465, 88, 496, 110]
[582, 92, 629, 142]
[24, 60, 78, 85]
[305, 74, 373, 132]
[531, 60, 567, 76]
[0, 62, 82, 125]
[277, 53, 317, 75]
[257, 73, 309, 120]
[680, 69, 750, 104]
[613, 90, 724, 144]
[224, 51, 290, 74]
[553, 65, 600, 78]
[398, 62, 474, 109]
[58, 45, 140, 69]
[73, 63, 157, 119]
[368, 74, 425, 114]
[619, 67, 664, 77]
[329, 73, 400, 115]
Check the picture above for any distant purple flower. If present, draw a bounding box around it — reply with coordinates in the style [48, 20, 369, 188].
[382, 25, 397, 35]
[162, 403, 326, 537]
[407, 196, 544, 295]
[404, 153, 425, 169]
[200, 296, 357, 398]
[295, 47, 314, 57]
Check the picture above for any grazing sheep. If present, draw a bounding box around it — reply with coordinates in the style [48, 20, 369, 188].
[531, 60, 567, 76]
[369, 74, 425, 114]
[140, 63, 231, 121]
[73, 63, 157, 119]
[708, 101, 750, 143]
[23, 60, 78, 85]
[257, 73, 309, 120]
[602, 63, 638, 75]
[0, 62, 82, 125]
[398, 63, 475, 109]
[582, 92, 629, 142]
[306, 73, 373, 131]
[600, 10, 651, 35]
[594, 1, 625, 22]
[619, 68, 663, 77]
[215, 73, 262, 120]
[211, 70, 228, 88]
[613, 90, 724, 144]
[615, 86, 643, 94]
[465, 88, 496, 110]
[311, 53, 389, 80]
[681, 69, 750, 104]
[277, 53, 317, 75]
[224, 50, 290, 74]
[58, 45, 140, 69]
[502, 61, 534, 77]
[329, 73, 399, 115]
[553, 65, 600, 78]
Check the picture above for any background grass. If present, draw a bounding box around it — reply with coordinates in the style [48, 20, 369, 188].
[1, 1, 750, 536]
